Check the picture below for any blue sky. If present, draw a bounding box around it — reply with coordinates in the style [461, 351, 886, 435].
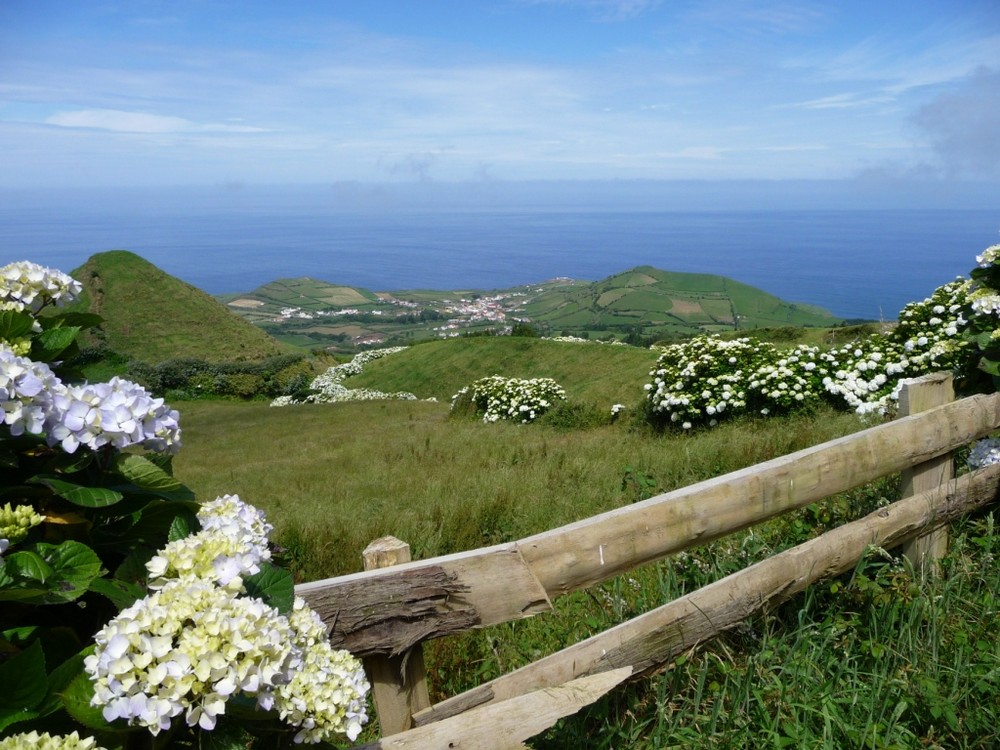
[1, 0, 999, 194]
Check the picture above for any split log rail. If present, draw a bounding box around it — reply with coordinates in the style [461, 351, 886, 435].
[294, 373, 1000, 747]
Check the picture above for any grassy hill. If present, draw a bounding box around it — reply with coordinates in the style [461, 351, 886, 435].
[348, 336, 659, 406]
[69, 250, 290, 363]
[222, 267, 842, 350]
[519, 265, 839, 338]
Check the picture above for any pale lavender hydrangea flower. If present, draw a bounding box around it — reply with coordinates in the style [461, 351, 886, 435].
[46, 376, 181, 454]
[968, 438, 1000, 470]
[0, 347, 63, 437]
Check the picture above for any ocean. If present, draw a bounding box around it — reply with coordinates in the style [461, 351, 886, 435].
[1, 195, 997, 320]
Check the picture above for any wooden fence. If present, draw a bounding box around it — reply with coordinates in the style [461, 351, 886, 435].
[295, 373, 1000, 748]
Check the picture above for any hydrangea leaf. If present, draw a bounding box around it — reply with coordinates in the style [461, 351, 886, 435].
[114, 454, 194, 500]
[37, 648, 89, 718]
[28, 475, 123, 508]
[0, 309, 36, 341]
[30, 325, 80, 363]
[2, 550, 55, 583]
[0, 639, 46, 732]
[117, 500, 198, 550]
[0, 541, 102, 604]
[61, 669, 125, 733]
[244, 562, 294, 614]
[88, 576, 146, 610]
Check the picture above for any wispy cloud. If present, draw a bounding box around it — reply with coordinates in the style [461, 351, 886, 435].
[44, 109, 270, 134]
[517, 0, 663, 21]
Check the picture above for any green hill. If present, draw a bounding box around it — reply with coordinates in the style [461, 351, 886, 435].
[348, 336, 660, 405]
[69, 250, 289, 363]
[519, 265, 840, 338]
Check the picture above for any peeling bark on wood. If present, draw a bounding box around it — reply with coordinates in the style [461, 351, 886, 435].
[297, 544, 551, 656]
[318, 566, 479, 657]
[415, 464, 1000, 726]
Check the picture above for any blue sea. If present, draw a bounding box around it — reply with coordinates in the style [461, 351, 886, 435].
[1, 191, 997, 320]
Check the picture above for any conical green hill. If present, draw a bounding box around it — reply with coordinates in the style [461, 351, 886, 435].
[69, 250, 289, 363]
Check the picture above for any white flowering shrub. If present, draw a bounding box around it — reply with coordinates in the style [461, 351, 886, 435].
[85, 498, 369, 744]
[644, 336, 769, 428]
[643, 255, 989, 427]
[0, 262, 368, 747]
[454, 375, 566, 423]
[271, 346, 419, 406]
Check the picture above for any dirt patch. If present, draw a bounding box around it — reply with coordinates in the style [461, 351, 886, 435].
[228, 298, 265, 309]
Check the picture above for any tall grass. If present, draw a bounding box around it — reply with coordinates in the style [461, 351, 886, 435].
[173, 398, 865, 580]
[172, 391, 1000, 748]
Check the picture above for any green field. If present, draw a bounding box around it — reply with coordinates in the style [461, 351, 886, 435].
[168, 335, 1000, 748]
[219, 264, 843, 351]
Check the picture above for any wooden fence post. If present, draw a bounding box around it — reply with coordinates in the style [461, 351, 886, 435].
[361, 536, 432, 735]
[899, 372, 954, 574]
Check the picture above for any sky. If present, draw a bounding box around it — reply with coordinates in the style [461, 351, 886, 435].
[1, 0, 999, 199]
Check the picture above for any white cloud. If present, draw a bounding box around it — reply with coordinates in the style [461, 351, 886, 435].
[44, 109, 269, 134]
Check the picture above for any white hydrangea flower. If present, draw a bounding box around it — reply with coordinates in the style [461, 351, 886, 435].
[976, 243, 1000, 268]
[198, 493, 274, 555]
[0, 347, 63, 437]
[146, 529, 267, 592]
[85, 579, 300, 735]
[0, 261, 82, 313]
[0, 731, 107, 750]
[274, 598, 371, 743]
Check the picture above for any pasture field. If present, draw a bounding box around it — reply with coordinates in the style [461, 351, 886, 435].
[173, 384, 1000, 748]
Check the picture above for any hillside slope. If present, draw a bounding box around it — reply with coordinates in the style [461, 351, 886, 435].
[70, 250, 289, 363]
[348, 336, 660, 405]
[519, 265, 839, 337]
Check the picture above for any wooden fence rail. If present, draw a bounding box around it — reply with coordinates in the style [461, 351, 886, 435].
[294, 376, 1000, 746]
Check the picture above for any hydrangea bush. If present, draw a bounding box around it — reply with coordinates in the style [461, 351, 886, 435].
[271, 346, 419, 406]
[452, 375, 566, 423]
[0, 262, 369, 747]
[645, 261, 978, 429]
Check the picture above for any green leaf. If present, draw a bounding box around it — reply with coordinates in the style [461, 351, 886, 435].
[29, 475, 123, 508]
[106, 500, 197, 553]
[38, 648, 89, 718]
[30, 325, 80, 362]
[244, 563, 294, 614]
[114, 454, 194, 499]
[0, 639, 47, 732]
[3, 550, 55, 582]
[47, 311, 103, 330]
[0, 541, 102, 604]
[0, 309, 36, 341]
[167, 511, 197, 542]
[89, 576, 147, 610]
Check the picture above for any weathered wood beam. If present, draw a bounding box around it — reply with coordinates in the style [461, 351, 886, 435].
[355, 668, 632, 749]
[415, 462, 1000, 726]
[899, 373, 955, 573]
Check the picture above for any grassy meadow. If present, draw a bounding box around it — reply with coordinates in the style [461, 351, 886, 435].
[169, 335, 1000, 748]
